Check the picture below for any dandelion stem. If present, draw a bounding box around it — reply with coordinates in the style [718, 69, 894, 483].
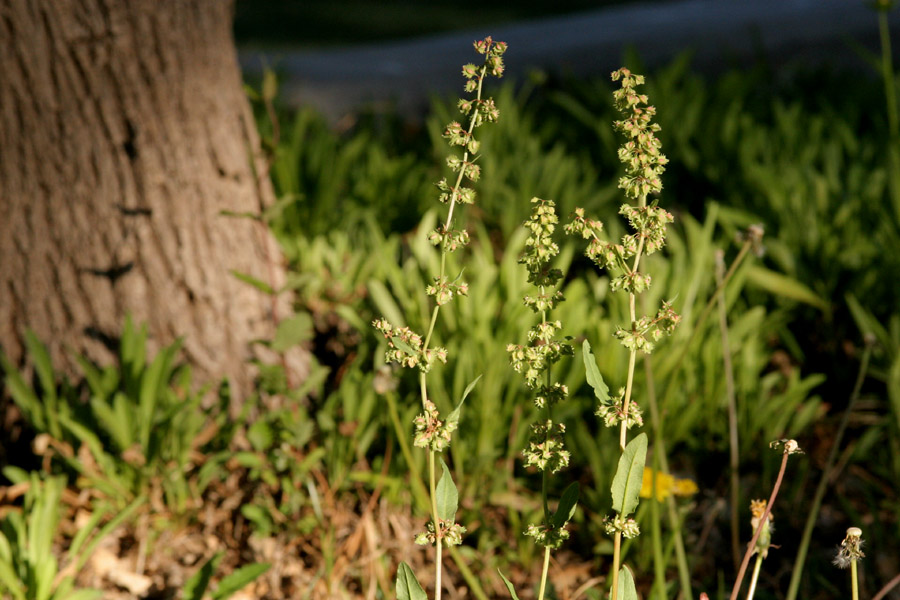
[851, 559, 860, 600]
[746, 555, 763, 600]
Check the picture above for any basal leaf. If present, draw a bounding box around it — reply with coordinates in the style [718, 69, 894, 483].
[435, 459, 458, 521]
[211, 563, 270, 600]
[396, 562, 427, 600]
[611, 433, 647, 516]
[271, 313, 313, 352]
[182, 552, 223, 600]
[582, 340, 609, 402]
[551, 481, 580, 528]
[498, 570, 521, 600]
[230, 270, 275, 295]
[746, 266, 829, 312]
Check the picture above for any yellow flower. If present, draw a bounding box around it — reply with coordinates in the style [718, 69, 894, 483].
[640, 467, 699, 501]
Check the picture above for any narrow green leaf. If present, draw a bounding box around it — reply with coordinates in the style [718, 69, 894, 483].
[617, 565, 638, 600]
[435, 459, 458, 521]
[271, 313, 313, 352]
[0, 557, 26, 600]
[24, 331, 57, 406]
[498, 570, 521, 600]
[746, 266, 829, 312]
[582, 340, 609, 402]
[211, 563, 270, 600]
[75, 496, 145, 572]
[1, 352, 46, 432]
[368, 280, 405, 329]
[551, 481, 580, 528]
[182, 552, 223, 600]
[611, 433, 648, 516]
[395, 562, 428, 600]
[446, 374, 481, 430]
[247, 421, 274, 452]
[59, 590, 103, 600]
[230, 270, 275, 295]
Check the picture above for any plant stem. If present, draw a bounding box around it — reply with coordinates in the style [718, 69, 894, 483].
[729, 449, 791, 600]
[746, 555, 763, 600]
[785, 341, 874, 600]
[429, 449, 443, 600]
[611, 195, 648, 600]
[851, 559, 860, 600]
[538, 546, 552, 600]
[415, 61, 491, 600]
[643, 354, 667, 600]
[715, 249, 741, 570]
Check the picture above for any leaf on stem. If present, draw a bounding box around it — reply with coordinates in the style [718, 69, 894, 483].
[617, 565, 639, 600]
[611, 433, 648, 516]
[396, 562, 428, 600]
[447, 374, 481, 430]
[391, 337, 418, 356]
[436, 458, 459, 521]
[551, 481, 580, 528]
[583, 340, 610, 402]
[498, 570, 521, 600]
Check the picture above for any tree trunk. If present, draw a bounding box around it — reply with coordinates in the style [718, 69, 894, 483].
[0, 0, 289, 396]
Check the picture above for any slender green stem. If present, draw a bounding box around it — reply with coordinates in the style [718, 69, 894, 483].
[428, 449, 443, 600]
[611, 194, 648, 600]
[611, 532, 623, 600]
[851, 560, 860, 600]
[386, 394, 489, 600]
[541, 299, 553, 523]
[746, 555, 763, 600]
[538, 546, 552, 600]
[643, 353, 667, 600]
[785, 342, 874, 600]
[415, 61, 491, 600]
[715, 249, 741, 570]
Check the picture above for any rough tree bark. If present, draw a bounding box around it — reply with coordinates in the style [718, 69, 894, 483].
[0, 0, 289, 396]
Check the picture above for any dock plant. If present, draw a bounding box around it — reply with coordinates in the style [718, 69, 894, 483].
[503, 197, 578, 600]
[372, 36, 507, 600]
[566, 68, 680, 600]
